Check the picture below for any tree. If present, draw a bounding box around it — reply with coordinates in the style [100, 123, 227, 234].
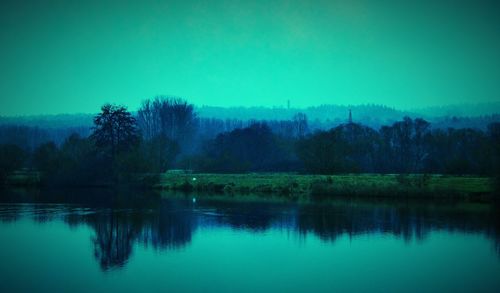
[140, 136, 180, 173]
[296, 130, 339, 174]
[137, 96, 197, 145]
[296, 123, 379, 174]
[32, 142, 61, 182]
[391, 117, 414, 173]
[136, 97, 196, 170]
[199, 123, 287, 172]
[58, 134, 108, 185]
[378, 117, 431, 173]
[136, 99, 160, 141]
[293, 113, 309, 138]
[488, 123, 500, 173]
[91, 104, 140, 160]
[487, 123, 500, 191]
[0, 144, 26, 185]
[412, 118, 431, 172]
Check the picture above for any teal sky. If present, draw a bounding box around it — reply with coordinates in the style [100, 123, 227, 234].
[1, 0, 500, 115]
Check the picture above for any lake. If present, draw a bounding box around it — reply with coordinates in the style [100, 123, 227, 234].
[0, 188, 499, 292]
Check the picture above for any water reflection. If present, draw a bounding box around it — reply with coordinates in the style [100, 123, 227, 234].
[1, 188, 499, 270]
[91, 211, 141, 269]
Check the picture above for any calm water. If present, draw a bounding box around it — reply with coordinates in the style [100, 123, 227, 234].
[0, 189, 499, 293]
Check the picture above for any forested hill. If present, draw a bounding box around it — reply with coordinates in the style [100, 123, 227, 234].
[410, 102, 500, 118]
[197, 104, 410, 127]
[197, 104, 500, 130]
[1, 103, 499, 131]
[0, 113, 94, 128]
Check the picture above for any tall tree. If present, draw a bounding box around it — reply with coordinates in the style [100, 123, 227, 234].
[201, 123, 286, 172]
[137, 96, 197, 144]
[293, 113, 309, 138]
[91, 104, 139, 160]
[136, 97, 197, 169]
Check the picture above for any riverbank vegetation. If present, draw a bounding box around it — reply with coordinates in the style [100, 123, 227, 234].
[1, 97, 499, 199]
[152, 173, 493, 200]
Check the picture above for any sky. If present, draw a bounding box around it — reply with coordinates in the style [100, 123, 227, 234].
[1, 0, 500, 116]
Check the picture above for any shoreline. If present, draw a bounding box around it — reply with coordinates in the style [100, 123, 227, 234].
[4, 171, 497, 201]
[152, 173, 495, 201]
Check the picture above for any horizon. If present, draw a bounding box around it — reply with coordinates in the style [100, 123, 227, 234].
[1, 0, 500, 116]
[1, 101, 499, 118]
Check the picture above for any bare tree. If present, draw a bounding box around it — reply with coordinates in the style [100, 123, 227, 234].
[137, 99, 160, 141]
[293, 113, 309, 138]
[137, 96, 197, 144]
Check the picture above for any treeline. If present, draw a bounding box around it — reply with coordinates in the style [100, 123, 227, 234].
[297, 119, 499, 175]
[0, 125, 90, 150]
[1, 97, 499, 186]
[3, 104, 499, 136]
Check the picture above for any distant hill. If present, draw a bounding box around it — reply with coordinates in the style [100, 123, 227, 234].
[1, 103, 499, 131]
[197, 103, 499, 129]
[197, 104, 412, 126]
[409, 102, 500, 118]
[0, 113, 94, 129]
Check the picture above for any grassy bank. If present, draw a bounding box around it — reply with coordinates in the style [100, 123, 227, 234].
[5, 171, 496, 200]
[153, 173, 495, 200]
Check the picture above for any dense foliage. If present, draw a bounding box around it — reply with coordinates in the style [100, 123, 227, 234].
[0, 144, 26, 184]
[0, 98, 499, 186]
[297, 120, 498, 175]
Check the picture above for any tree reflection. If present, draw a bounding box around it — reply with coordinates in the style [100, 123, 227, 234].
[139, 200, 196, 250]
[90, 211, 142, 270]
[296, 201, 500, 247]
[1, 188, 499, 271]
